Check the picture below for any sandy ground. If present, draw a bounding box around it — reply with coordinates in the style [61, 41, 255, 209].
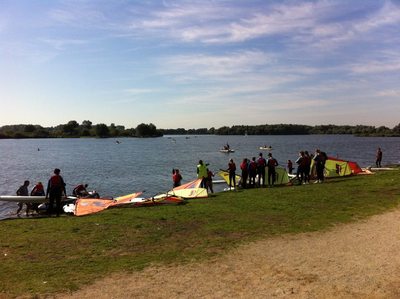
[60, 208, 400, 299]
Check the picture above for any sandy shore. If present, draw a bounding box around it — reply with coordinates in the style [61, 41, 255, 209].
[60, 208, 400, 298]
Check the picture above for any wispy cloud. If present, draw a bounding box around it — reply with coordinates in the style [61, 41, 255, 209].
[161, 50, 274, 78]
[40, 38, 89, 51]
[124, 88, 158, 95]
[377, 89, 400, 97]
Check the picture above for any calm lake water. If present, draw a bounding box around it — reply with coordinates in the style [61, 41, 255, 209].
[1, 135, 399, 219]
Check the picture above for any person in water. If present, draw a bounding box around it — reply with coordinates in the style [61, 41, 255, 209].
[172, 169, 183, 188]
[16, 180, 30, 216]
[46, 168, 66, 217]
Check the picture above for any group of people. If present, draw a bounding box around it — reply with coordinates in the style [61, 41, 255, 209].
[234, 152, 279, 189]
[193, 148, 331, 191]
[292, 149, 328, 184]
[193, 152, 280, 191]
[16, 168, 92, 217]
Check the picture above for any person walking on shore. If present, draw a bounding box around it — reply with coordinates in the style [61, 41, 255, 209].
[46, 168, 66, 217]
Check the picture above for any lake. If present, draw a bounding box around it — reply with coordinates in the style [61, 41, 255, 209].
[1, 135, 399, 219]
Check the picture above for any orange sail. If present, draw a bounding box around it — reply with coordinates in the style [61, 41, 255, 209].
[74, 192, 143, 216]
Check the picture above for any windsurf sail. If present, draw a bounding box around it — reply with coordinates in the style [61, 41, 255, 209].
[113, 192, 143, 205]
[172, 179, 202, 190]
[74, 198, 115, 216]
[170, 178, 207, 198]
[133, 195, 184, 207]
[156, 178, 208, 199]
[218, 170, 241, 186]
[74, 192, 143, 216]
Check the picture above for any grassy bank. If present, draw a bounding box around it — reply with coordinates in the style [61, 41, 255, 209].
[0, 170, 399, 297]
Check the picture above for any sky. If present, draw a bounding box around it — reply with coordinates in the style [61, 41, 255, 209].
[1, 0, 400, 129]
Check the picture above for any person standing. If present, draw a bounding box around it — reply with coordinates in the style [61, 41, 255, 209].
[304, 151, 311, 184]
[227, 158, 237, 189]
[376, 147, 383, 168]
[197, 160, 208, 189]
[267, 153, 278, 187]
[240, 158, 249, 189]
[287, 160, 293, 175]
[257, 153, 267, 187]
[172, 169, 183, 188]
[248, 157, 257, 188]
[313, 149, 327, 183]
[295, 151, 305, 185]
[46, 168, 66, 217]
[16, 180, 30, 216]
[30, 181, 45, 214]
[206, 168, 214, 193]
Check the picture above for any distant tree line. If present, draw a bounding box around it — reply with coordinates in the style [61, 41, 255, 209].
[161, 123, 400, 137]
[0, 121, 162, 139]
[0, 121, 399, 139]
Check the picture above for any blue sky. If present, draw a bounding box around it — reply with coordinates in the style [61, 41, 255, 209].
[1, 0, 399, 129]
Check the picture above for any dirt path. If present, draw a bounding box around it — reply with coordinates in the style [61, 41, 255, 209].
[60, 208, 400, 299]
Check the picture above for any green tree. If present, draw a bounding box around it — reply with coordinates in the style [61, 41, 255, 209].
[135, 123, 162, 137]
[62, 120, 79, 136]
[95, 123, 110, 137]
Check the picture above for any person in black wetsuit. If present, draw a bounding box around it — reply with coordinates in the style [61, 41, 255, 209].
[46, 168, 66, 217]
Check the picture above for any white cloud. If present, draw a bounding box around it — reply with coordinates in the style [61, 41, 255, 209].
[162, 50, 274, 78]
[351, 60, 400, 74]
[40, 38, 88, 51]
[124, 88, 157, 95]
[377, 90, 400, 97]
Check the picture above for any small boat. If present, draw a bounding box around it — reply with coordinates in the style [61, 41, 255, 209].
[259, 146, 272, 150]
[219, 149, 235, 153]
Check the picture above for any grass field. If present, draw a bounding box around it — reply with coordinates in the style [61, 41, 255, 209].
[0, 170, 399, 297]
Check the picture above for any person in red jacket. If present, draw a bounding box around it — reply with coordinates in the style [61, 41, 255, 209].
[46, 168, 66, 217]
[30, 182, 45, 214]
[172, 169, 183, 188]
[248, 157, 257, 188]
[240, 158, 249, 189]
